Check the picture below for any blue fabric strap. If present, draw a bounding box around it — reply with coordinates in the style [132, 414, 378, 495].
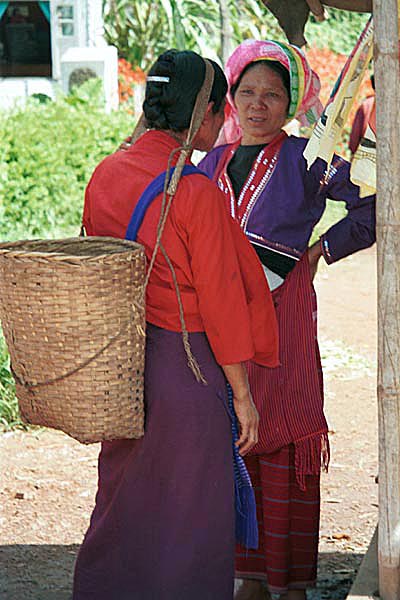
[227, 383, 259, 549]
[125, 165, 205, 242]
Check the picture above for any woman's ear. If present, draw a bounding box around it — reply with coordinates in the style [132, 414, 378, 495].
[196, 102, 213, 138]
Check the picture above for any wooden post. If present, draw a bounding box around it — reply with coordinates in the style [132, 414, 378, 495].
[373, 1, 400, 599]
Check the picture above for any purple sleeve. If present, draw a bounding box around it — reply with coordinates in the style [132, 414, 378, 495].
[311, 156, 376, 264]
[197, 145, 226, 178]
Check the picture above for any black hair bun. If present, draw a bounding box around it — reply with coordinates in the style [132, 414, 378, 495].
[143, 50, 205, 132]
[143, 50, 178, 130]
[143, 49, 228, 132]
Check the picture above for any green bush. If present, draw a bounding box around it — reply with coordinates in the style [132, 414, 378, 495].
[0, 79, 134, 241]
[305, 9, 369, 55]
[0, 80, 135, 428]
[0, 331, 20, 430]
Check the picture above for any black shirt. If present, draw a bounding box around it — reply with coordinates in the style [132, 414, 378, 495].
[227, 143, 267, 198]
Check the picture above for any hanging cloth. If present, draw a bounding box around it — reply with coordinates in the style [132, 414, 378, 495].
[350, 100, 376, 198]
[303, 16, 373, 171]
[350, 7, 400, 198]
[38, 1, 50, 23]
[0, 2, 9, 20]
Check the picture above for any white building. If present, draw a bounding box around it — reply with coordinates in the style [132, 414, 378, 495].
[0, 0, 118, 109]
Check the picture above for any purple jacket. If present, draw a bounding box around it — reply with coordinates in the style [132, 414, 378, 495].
[198, 135, 376, 264]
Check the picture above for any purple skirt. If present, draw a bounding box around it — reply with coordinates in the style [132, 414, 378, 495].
[73, 324, 235, 600]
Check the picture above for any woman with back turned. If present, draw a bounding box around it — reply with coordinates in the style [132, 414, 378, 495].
[72, 48, 279, 600]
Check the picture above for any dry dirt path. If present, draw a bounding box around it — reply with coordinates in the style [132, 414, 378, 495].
[311, 246, 378, 599]
[0, 246, 378, 600]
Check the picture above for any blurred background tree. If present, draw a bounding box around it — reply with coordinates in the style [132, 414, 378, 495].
[102, 1, 368, 70]
[102, 0, 282, 69]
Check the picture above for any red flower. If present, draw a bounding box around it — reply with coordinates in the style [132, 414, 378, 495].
[306, 46, 373, 126]
[118, 59, 146, 104]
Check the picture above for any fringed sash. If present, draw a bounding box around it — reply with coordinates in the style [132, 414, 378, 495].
[246, 254, 329, 489]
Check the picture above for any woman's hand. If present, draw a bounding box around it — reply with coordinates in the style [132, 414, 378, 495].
[221, 363, 259, 456]
[233, 391, 259, 456]
[308, 240, 323, 281]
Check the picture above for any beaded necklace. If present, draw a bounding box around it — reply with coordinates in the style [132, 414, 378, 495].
[215, 131, 287, 230]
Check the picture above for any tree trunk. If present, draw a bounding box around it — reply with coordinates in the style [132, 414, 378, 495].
[373, 1, 400, 599]
[218, 0, 233, 65]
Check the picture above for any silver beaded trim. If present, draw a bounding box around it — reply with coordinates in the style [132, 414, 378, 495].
[240, 153, 279, 230]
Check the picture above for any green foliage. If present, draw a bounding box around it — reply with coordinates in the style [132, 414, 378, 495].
[0, 80, 136, 428]
[0, 331, 21, 431]
[230, 0, 282, 43]
[102, 0, 218, 70]
[102, 1, 370, 71]
[102, 0, 284, 68]
[0, 80, 133, 241]
[305, 9, 370, 55]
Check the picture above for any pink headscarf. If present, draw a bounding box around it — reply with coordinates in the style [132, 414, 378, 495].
[221, 39, 323, 144]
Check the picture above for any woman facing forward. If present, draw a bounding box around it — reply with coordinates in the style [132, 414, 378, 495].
[72, 49, 278, 600]
[199, 39, 375, 600]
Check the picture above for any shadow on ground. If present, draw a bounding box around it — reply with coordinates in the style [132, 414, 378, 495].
[0, 544, 78, 600]
[311, 551, 365, 600]
[0, 545, 364, 600]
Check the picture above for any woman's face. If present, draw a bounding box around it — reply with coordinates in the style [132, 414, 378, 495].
[233, 63, 289, 145]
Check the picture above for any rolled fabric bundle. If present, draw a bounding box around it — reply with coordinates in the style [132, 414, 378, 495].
[303, 16, 373, 171]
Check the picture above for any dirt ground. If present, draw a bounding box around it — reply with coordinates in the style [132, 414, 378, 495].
[0, 246, 378, 600]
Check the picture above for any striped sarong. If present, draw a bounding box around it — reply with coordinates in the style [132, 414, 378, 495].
[235, 445, 320, 594]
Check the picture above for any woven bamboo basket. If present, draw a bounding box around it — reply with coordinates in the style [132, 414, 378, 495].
[0, 237, 146, 443]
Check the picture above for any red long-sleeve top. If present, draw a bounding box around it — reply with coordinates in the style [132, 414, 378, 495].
[83, 130, 278, 367]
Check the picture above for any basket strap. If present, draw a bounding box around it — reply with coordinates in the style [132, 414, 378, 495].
[125, 165, 207, 242]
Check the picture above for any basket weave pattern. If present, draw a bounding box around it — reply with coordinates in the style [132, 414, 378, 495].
[0, 237, 146, 443]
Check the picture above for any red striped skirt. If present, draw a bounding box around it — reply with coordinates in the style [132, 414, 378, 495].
[245, 254, 328, 487]
[235, 445, 320, 594]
